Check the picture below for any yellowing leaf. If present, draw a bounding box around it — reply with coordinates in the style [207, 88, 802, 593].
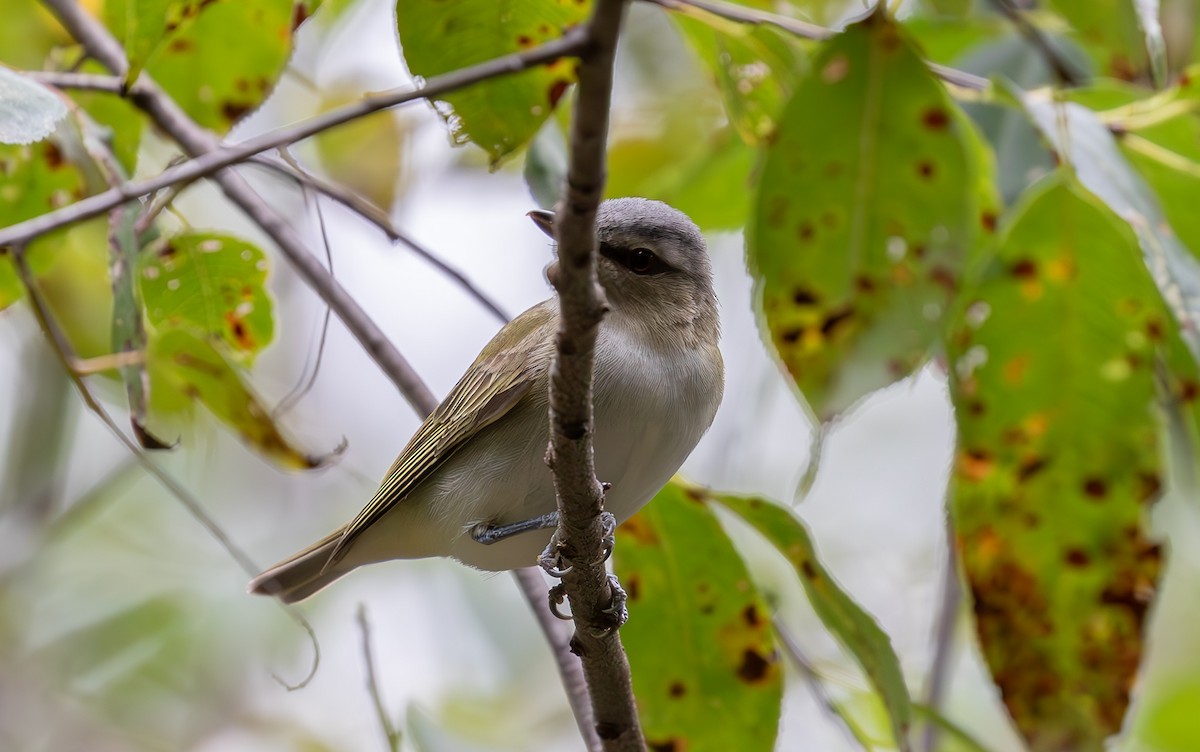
[948, 174, 1163, 751]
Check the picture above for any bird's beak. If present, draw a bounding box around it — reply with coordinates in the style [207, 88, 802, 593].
[527, 209, 556, 239]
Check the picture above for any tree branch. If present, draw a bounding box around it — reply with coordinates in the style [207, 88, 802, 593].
[24, 70, 126, 93]
[246, 155, 510, 324]
[0, 22, 588, 252]
[36, 1, 600, 742]
[544, 0, 644, 749]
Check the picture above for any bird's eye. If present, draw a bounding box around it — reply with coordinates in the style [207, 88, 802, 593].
[629, 248, 655, 274]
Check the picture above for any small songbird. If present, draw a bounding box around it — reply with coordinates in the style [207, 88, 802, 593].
[249, 198, 724, 603]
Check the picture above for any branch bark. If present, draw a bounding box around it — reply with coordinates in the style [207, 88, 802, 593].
[37, 0, 599, 742]
[544, 0, 645, 749]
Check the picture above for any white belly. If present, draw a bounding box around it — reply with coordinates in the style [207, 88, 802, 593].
[425, 326, 722, 571]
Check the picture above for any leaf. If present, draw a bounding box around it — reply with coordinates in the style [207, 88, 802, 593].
[0, 67, 68, 145]
[312, 89, 407, 213]
[947, 174, 1163, 751]
[672, 10, 807, 144]
[1044, 0, 1152, 80]
[1010, 85, 1200, 361]
[708, 489, 913, 752]
[72, 60, 146, 174]
[394, 0, 591, 166]
[102, 0, 297, 133]
[747, 11, 995, 419]
[104, 0, 188, 87]
[147, 327, 326, 469]
[613, 482, 783, 752]
[0, 136, 88, 310]
[137, 232, 275, 366]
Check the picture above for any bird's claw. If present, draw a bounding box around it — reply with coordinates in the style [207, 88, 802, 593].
[538, 532, 573, 577]
[591, 573, 629, 636]
[596, 511, 617, 565]
[547, 583, 572, 620]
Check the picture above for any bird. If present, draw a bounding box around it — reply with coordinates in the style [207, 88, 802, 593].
[249, 198, 724, 603]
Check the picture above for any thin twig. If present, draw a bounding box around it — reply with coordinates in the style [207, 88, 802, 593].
[38, 0, 597, 738]
[921, 515, 963, 752]
[513, 567, 602, 752]
[545, 0, 645, 749]
[246, 155, 510, 323]
[273, 182, 335, 419]
[0, 28, 589, 251]
[639, 0, 989, 91]
[24, 70, 125, 93]
[10, 247, 322, 690]
[988, 0, 1084, 87]
[774, 616, 868, 750]
[357, 604, 403, 752]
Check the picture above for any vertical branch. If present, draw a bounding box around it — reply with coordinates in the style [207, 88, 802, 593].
[545, 0, 644, 749]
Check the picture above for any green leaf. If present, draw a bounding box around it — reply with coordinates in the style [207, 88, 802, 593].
[613, 482, 783, 752]
[0, 66, 68, 144]
[0, 136, 88, 310]
[1011, 86, 1200, 362]
[947, 174, 1163, 752]
[672, 10, 807, 144]
[147, 328, 326, 468]
[103, 0, 297, 133]
[137, 232, 275, 366]
[394, 0, 591, 166]
[708, 489, 913, 752]
[747, 12, 995, 419]
[1044, 0, 1152, 80]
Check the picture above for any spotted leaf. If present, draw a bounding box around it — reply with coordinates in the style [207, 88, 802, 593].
[137, 232, 274, 366]
[948, 174, 1164, 751]
[395, 0, 590, 166]
[613, 481, 783, 752]
[747, 11, 995, 419]
[709, 489, 913, 751]
[100, 0, 298, 133]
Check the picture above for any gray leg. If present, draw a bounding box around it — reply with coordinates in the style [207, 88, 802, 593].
[470, 512, 560, 545]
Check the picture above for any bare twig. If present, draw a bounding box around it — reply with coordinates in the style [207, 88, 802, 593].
[357, 604, 403, 752]
[9, 246, 321, 690]
[640, 0, 989, 92]
[921, 516, 963, 752]
[774, 617, 868, 750]
[0, 25, 588, 251]
[246, 155, 510, 323]
[273, 181, 336, 419]
[513, 567, 602, 752]
[544, 0, 645, 749]
[41, 0, 441, 415]
[24, 70, 125, 93]
[988, 0, 1084, 86]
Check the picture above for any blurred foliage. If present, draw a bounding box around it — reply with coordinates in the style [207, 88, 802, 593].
[6, 0, 1200, 750]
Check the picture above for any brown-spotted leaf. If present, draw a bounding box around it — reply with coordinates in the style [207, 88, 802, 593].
[395, 0, 590, 166]
[709, 489, 913, 751]
[147, 327, 328, 469]
[613, 481, 783, 752]
[747, 11, 995, 419]
[100, 0, 297, 133]
[948, 173, 1164, 751]
[137, 232, 274, 366]
[0, 136, 88, 310]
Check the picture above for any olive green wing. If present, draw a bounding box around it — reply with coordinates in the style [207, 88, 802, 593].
[328, 302, 556, 564]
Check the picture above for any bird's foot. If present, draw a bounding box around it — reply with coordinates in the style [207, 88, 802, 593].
[591, 573, 629, 637]
[538, 530, 573, 577]
[547, 582, 572, 620]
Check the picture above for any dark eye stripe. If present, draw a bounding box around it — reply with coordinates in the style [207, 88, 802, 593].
[599, 242, 672, 275]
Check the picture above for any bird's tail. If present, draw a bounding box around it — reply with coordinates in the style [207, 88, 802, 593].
[248, 527, 353, 604]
